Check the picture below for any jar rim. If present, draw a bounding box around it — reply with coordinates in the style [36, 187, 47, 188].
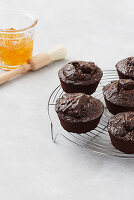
[0, 11, 38, 33]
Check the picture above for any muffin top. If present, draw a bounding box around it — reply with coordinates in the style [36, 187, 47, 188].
[55, 93, 104, 122]
[108, 112, 134, 141]
[58, 61, 103, 85]
[116, 57, 134, 77]
[103, 79, 134, 107]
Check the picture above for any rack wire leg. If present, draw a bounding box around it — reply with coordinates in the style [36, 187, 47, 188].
[50, 122, 58, 142]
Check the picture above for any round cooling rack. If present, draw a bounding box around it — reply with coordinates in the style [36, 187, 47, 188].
[48, 70, 134, 159]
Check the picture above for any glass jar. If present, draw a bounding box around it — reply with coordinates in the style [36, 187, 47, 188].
[0, 11, 38, 70]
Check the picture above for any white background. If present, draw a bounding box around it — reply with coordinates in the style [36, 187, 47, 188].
[1, 0, 134, 199]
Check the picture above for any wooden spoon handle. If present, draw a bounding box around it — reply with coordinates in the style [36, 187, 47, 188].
[0, 63, 31, 85]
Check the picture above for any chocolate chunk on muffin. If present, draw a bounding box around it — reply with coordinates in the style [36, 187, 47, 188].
[103, 79, 134, 115]
[108, 112, 134, 154]
[55, 93, 104, 134]
[116, 57, 134, 80]
[58, 61, 103, 95]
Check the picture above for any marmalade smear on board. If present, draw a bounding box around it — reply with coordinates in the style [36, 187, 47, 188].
[0, 28, 33, 70]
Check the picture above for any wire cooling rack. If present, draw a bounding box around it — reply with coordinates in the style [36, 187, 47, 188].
[48, 70, 134, 159]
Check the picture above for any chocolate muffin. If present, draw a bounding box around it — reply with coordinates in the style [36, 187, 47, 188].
[108, 112, 134, 154]
[116, 57, 134, 80]
[58, 61, 103, 95]
[103, 79, 134, 115]
[55, 93, 104, 134]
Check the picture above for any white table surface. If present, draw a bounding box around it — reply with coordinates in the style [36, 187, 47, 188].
[1, 0, 134, 199]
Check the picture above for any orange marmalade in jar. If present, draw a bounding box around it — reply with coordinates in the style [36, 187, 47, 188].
[0, 12, 38, 70]
[0, 28, 33, 69]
